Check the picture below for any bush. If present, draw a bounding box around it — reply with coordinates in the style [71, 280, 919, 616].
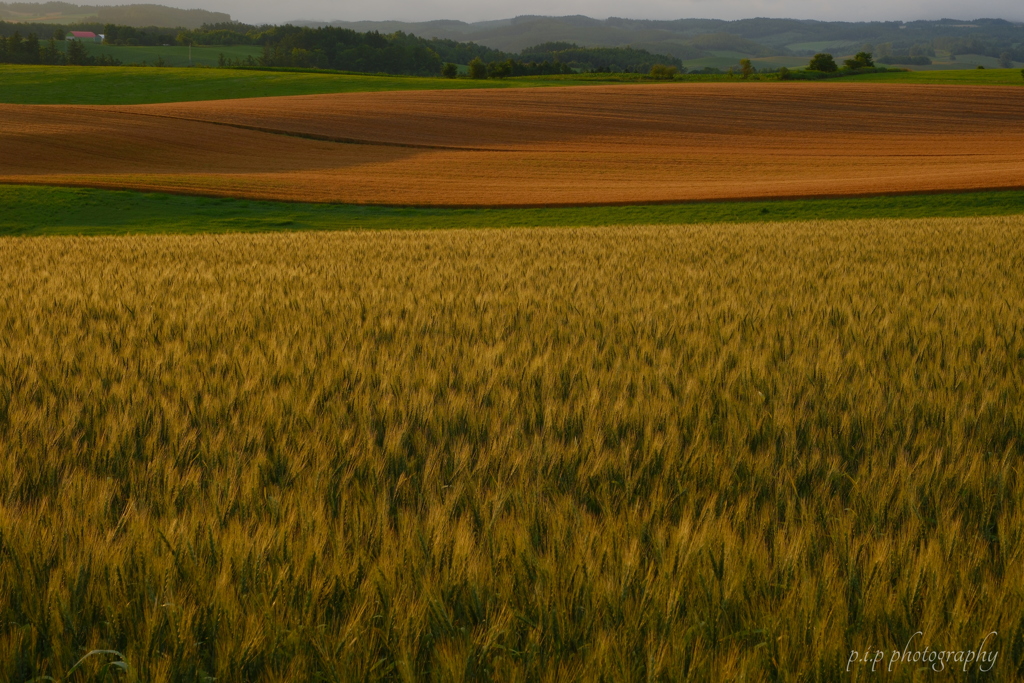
[487, 59, 513, 79]
[807, 53, 838, 73]
[648, 63, 678, 79]
[844, 51, 874, 69]
[778, 66, 792, 80]
[66, 38, 87, 66]
[468, 57, 487, 79]
[441, 62, 458, 78]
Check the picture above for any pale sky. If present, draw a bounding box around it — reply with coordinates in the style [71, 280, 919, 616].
[192, 1, 1024, 26]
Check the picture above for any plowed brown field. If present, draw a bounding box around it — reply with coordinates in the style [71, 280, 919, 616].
[3, 83, 1023, 205]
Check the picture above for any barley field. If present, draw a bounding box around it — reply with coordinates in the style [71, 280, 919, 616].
[1, 217, 1022, 681]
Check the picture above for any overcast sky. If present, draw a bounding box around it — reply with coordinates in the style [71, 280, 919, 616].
[185, 0, 1024, 25]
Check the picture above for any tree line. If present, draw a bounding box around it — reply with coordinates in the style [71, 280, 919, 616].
[0, 28, 118, 64]
[197, 26, 682, 76]
[1, 19, 684, 77]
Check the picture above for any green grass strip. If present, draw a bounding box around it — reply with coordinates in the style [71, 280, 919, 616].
[2, 65, 1022, 106]
[0, 65, 614, 105]
[2, 184, 1023, 236]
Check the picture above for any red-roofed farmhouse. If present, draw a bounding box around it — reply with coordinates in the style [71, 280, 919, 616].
[67, 31, 102, 42]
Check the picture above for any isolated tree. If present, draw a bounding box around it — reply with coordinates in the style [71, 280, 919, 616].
[52, 28, 66, 42]
[23, 33, 41, 64]
[7, 31, 24, 62]
[739, 58, 754, 78]
[487, 59, 512, 79]
[41, 38, 64, 64]
[649, 63, 677, 79]
[468, 57, 487, 79]
[67, 37, 87, 65]
[998, 52, 1012, 68]
[844, 51, 874, 69]
[808, 53, 838, 72]
[441, 62, 458, 78]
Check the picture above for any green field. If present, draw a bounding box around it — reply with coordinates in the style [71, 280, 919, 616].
[785, 40, 861, 53]
[2, 64, 1023, 106]
[0, 65, 539, 105]
[67, 41, 264, 68]
[3, 184, 1024, 236]
[686, 51, 809, 72]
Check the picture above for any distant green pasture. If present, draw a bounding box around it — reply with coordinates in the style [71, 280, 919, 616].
[1, 64, 1021, 108]
[0, 64, 538, 105]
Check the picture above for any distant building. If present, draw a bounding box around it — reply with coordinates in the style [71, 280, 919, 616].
[67, 31, 102, 43]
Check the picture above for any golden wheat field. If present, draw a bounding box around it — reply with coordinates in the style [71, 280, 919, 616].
[1, 216, 1022, 681]
[3, 83, 1024, 205]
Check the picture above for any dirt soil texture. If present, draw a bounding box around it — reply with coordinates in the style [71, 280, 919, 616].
[3, 82, 1023, 206]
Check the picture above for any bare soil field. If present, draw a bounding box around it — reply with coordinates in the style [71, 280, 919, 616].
[3, 83, 1024, 205]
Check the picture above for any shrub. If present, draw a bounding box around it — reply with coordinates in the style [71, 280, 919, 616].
[778, 66, 792, 80]
[844, 51, 874, 69]
[66, 38, 88, 66]
[468, 57, 487, 79]
[649, 63, 678, 79]
[807, 53, 838, 72]
[487, 59, 513, 79]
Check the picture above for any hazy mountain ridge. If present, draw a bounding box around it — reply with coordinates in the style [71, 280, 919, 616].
[0, 2, 228, 28]
[2, 3, 1022, 66]
[298, 15, 1024, 61]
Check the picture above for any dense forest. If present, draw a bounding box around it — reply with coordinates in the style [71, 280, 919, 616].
[518, 42, 683, 71]
[0, 28, 118, 64]
[0, 20, 683, 75]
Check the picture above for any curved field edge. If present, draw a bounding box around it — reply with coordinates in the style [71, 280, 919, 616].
[1, 65, 1022, 105]
[4, 184, 1024, 235]
[1, 218, 1022, 680]
[0, 65, 672, 105]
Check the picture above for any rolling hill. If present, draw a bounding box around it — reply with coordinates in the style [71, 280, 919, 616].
[0, 1, 229, 28]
